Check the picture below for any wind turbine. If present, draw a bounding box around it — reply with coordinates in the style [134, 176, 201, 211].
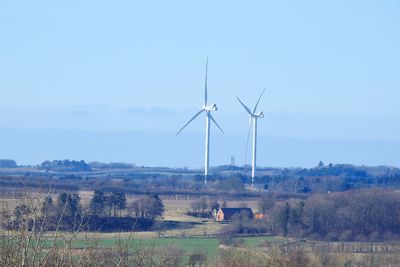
[237, 87, 266, 186]
[176, 59, 224, 185]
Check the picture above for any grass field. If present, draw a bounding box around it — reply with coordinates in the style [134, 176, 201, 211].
[47, 236, 282, 256]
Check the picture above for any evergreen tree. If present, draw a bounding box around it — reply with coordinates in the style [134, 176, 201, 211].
[115, 192, 127, 216]
[89, 190, 107, 217]
[277, 203, 290, 236]
[107, 192, 127, 216]
[57, 192, 81, 218]
[41, 196, 54, 215]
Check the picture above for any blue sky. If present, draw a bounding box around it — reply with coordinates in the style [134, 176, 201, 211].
[0, 1, 399, 167]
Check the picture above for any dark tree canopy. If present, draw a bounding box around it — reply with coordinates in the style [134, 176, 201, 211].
[0, 159, 17, 168]
[39, 159, 91, 172]
[129, 193, 164, 221]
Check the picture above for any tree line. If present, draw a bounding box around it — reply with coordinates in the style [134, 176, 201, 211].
[10, 190, 164, 232]
[38, 160, 91, 172]
[225, 188, 400, 242]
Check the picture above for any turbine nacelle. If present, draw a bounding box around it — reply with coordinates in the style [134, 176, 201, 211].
[253, 111, 264, 118]
[203, 104, 217, 111]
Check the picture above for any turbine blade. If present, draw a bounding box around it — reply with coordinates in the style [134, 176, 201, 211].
[253, 86, 267, 114]
[176, 109, 204, 136]
[236, 97, 252, 115]
[204, 58, 208, 106]
[245, 117, 252, 166]
[209, 114, 224, 133]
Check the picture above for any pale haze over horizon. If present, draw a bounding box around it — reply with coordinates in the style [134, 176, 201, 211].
[0, 1, 399, 168]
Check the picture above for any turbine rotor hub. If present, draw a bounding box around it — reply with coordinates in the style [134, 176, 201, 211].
[203, 104, 217, 111]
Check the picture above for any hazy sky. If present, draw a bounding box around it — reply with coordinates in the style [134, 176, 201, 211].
[0, 1, 399, 168]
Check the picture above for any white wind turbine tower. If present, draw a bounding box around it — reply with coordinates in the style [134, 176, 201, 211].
[176, 59, 224, 185]
[237, 87, 266, 186]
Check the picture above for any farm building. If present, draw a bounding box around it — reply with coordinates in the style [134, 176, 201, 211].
[254, 212, 265, 219]
[215, 208, 253, 222]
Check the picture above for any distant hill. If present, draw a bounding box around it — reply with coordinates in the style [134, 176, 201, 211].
[38, 160, 91, 172]
[89, 161, 135, 169]
[1, 158, 400, 195]
[0, 159, 17, 168]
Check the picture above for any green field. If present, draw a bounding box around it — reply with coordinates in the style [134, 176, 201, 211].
[49, 236, 281, 256]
